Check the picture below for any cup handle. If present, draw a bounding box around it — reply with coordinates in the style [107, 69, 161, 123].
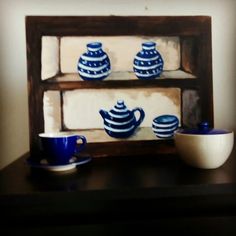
[132, 108, 145, 128]
[75, 135, 87, 155]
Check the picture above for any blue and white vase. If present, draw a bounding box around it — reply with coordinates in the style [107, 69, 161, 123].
[77, 42, 111, 81]
[152, 115, 179, 138]
[133, 41, 164, 79]
[99, 100, 145, 138]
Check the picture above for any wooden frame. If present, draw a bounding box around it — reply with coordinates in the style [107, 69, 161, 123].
[26, 16, 213, 159]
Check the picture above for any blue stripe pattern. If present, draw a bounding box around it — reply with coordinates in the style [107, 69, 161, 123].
[133, 42, 164, 80]
[103, 100, 136, 138]
[152, 115, 179, 138]
[100, 100, 145, 138]
[77, 42, 111, 81]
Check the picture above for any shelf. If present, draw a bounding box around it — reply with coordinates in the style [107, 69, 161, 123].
[45, 70, 196, 82]
[61, 127, 170, 144]
[54, 127, 176, 157]
[42, 71, 198, 90]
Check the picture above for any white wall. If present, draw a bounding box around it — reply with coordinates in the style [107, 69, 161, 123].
[0, 0, 235, 169]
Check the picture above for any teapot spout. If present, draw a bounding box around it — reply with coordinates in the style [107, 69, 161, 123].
[99, 109, 108, 119]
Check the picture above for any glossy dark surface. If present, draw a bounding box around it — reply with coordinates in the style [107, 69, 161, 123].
[0, 148, 236, 195]
[1, 147, 236, 235]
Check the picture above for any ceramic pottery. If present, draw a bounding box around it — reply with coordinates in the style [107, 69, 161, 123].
[133, 41, 164, 79]
[174, 122, 234, 169]
[99, 100, 145, 138]
[39, 133, 87, 165]
[152, 115, 179, 138]
[77, 42, 111, 81]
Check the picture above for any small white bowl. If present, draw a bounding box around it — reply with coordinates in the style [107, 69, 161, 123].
[174, 123, 234, 169]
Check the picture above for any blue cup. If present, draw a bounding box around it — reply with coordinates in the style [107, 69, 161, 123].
[39, 133, 87, 165]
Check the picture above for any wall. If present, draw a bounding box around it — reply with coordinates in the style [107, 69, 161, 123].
[0, 0, 235, 169]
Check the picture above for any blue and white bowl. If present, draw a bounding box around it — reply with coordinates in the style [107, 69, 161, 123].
[152, 115, 179, 138]
[77, 42, 111, 81]
[99, 100, 145, 138]
[133, 41, 164, 80]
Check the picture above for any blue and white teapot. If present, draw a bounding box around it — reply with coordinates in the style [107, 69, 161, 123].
[99, 100, 145, 138]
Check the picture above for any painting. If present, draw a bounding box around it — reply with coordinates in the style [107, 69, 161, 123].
[26, 16, 213, 157]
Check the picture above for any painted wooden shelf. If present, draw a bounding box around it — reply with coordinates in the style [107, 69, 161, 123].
[45, 70, 197, 82]
[58, 127, 170, 143]
[52, 127, 176, 157]
[42, 71, 198, 90]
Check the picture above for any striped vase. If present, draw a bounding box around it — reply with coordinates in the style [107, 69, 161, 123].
[99, 100, 145, 138]
[133, 42, 164, 80]
[77, 42, 111, 81]
[152, 115, 179, 138]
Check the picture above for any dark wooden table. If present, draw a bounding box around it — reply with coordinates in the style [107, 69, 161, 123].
[1, 146, 236, 235]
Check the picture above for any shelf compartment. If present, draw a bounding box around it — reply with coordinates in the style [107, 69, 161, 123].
[61, 88, 181, 131]
[42, 36, 182, 80]
[43, 88, 201, 135]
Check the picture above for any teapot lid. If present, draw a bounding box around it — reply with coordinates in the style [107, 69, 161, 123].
[108, 100, 130, 117]
[112, 100, 127, 111]
[178, 122, 231, 135]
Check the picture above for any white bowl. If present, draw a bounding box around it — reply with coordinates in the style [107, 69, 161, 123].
[174, 126, 234, 169]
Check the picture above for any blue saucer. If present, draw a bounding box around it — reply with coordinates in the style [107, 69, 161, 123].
[27, 156, 92, 172]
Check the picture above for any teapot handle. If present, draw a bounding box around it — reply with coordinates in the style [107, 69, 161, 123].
[132, 108, 145, 128]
